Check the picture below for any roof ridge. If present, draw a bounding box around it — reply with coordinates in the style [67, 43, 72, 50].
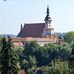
[25, 22, 45, 25]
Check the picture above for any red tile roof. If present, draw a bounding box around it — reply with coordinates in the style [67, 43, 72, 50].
[17, 23, 45, 37]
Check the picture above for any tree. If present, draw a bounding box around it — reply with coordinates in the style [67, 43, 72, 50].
[0, 38, 2, 74]
[21, 59, 28, 73]
[64, 31, 74, 43]
[69, 43, 74, 74]
[41, 66, 51, 74]
[28, 56, 37, 70]
[27, 68, 34, 74]
[22, 41, 39, 57]
[71, 43, 74, 55]
[21, 56, 37, 74]
[20, 40, 71, 73]
[14, 46, 24, 67]
[69, 43, 74, 61]
[1, 37, 19, 74]
[58, 43, 71, 60]
[20, 41, 38, 73]
[51, 59, 70, 74]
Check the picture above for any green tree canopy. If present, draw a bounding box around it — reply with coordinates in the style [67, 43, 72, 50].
[1, 37, 19, 74]
[64, 31, 74, 43]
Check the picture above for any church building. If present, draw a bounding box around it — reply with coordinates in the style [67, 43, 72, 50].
[12, 6, 63, 46]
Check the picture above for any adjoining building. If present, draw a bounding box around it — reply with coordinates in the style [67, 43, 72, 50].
[12, 6, 63, 46]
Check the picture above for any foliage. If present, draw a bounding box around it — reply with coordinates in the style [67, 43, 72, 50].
[18, 40, 73, 74]
[0, 38, 1, 74]
[51, 59, 70, 74]
[14, 46, 24, 57]
[41, 66, 51, 74]
[36, 59, 70, 74]
[71, 43, 74, 55]
[21, 59, 28, 73]
[69, 43, 74, 62]
[0, 37, 19, 74]
[14, 46, 24, 67]
[58, 43, 71, 60]
[20, 41, 39, 73]
[23, 41, 39, 57]
[20, 41, 71, 67]
[27, 68, 34, 74]
[28, 56, 37, 69]
[34, 43, 71, 66]
[64, 31, 74, 43]
[69, 43, 74, 74]
[21, 56, 37, 73]
[0, 31, 73, 74]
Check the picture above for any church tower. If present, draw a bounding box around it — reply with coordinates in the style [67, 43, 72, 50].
[42, 6, 54, 37]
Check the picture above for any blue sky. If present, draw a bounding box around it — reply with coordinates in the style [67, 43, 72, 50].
[0, 0, 74, 35]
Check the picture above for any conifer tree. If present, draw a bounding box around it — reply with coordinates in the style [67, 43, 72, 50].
[1, 37, 19, 74]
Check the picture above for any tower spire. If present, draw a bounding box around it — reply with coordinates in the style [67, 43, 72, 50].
[42, 5, 54, 36]
[45, 5, 52, 23]
[47, 5, 49, 16]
